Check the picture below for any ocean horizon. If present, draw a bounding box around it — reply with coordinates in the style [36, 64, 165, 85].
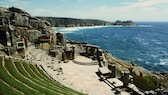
[55, 22, 168, 72]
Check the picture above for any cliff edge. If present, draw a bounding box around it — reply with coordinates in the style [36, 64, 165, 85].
[0, 7, 167, 95]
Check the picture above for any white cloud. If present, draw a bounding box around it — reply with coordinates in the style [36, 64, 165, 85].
[123, 0, 168, 8]
[0, 0, 31, 8]
[63, 0, 168, 21]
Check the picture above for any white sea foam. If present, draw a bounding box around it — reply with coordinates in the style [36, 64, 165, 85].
[55, 24, 152, 33]
[137, 25, 153, 27]
[109, 25, 153, 27]
[155, 59, 168, 66]
[136, 58, 143, 61]
[55, 26, 108, 33]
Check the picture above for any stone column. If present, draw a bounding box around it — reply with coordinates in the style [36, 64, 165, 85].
[121, 71, 130, 87]
[72, 46, 75, 59]
[108, 64, 116, 78]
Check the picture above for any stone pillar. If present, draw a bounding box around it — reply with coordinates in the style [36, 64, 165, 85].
[62, 51, 66, 61]
[121, 71, 130, 87]
[56, 32, 66, 46]
[97, 49, 103, 62]
[72, 46, 75, 59]
[108, 64, 116, 78]
[85, 46, 90, 57]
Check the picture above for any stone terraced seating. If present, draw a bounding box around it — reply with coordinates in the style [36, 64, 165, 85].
[0, 56, 85, 95]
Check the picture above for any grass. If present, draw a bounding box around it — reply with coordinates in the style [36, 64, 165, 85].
[4, 58, 60, 95]
[15, 62, 73, 94]
[133, 74, 158, 90]
[0, 56, 85, 95]
[0, 57, 42, 95]
[0, 80, 23, 95]
[25, 62, 84, 94]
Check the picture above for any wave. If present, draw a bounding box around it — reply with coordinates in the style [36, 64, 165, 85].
[136, 25, 153, 27]
[55, 26, 107, 33]
[154, 59, 168, 66]
[55, 24, 153, 33]
[109, 25, 153, 27]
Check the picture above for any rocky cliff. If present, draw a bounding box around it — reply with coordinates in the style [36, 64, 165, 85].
[37, 17, 136, 27]
[0, 7, 167, 92]
[113, 20, 136, 26]
[37, 17, 112, 27]
[0, 7, 56, 52]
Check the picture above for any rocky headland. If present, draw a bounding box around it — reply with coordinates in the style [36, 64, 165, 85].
[0, 7, 167, 95]
[37, 17, 136, 27]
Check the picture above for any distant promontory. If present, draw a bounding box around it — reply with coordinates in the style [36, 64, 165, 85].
[37, 16, 136, 27]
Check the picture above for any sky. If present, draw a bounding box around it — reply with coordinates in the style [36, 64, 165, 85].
[0, 0, 168, 21]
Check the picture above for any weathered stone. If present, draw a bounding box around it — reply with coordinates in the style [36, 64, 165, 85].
[132, 66, 153, 77]
[29, 17, 41, 29]
[11, 13, 29, 27]
[28, 30, 42, 42]
[56, 32, 66, 46]
[0, 44, 5, 49]
[8, 7, 29, 15]
[113, 20, 136, 26]
[0, 7, 56, 56]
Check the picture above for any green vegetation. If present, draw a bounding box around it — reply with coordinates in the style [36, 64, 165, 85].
[0, 56, 85, 95]
[0, 80, 23, 95]
[133, 74, 158, 90]
[37, 17, 112, 27]
[0, 57, 41, 95]
[4, 59, 61, 95]
[115, 68, 122, 78]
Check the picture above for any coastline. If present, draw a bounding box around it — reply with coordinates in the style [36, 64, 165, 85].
[54, 26, 168, 90]
[55, 25, 109, 33]
[1, 6, 167, 95]
[54, 24, 153, 34]
[57, 25, 168, 72]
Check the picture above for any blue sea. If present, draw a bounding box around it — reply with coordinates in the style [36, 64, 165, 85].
[56, 22, 168, 72]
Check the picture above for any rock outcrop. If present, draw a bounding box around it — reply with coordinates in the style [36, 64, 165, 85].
[113, 20, 136, 26]
[0, 7, 56, 54]
[37, 17, 136, 27]
[37, 17, 112, 27]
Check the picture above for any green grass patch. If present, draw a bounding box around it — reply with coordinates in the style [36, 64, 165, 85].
[0, 56, 85, 95]
[133, 74, 158, 90]
[14, 61, 30, 78]
[15, 62, 74, 94]
[0, 57, 42, 95]
[0, 80, 23, 95]
[4, 59, 64, 95]
[22, 62, 41, 79]
[16, 61, 85, 95]
[31, 64, 85, 95]
[36, 65, 51, 79]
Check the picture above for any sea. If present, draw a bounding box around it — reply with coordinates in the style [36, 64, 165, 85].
[55, 22, 168, 72]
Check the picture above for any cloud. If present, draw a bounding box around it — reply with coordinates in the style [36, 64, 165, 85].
[0, 0, 31, 8]
[64, 0, 168, 21]
[123, 0, 168, 8]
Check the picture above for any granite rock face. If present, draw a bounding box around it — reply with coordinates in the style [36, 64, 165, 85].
[0, 7, 56, 53]
[113, 20, 136, 26]
[0, 7, 53, 35]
